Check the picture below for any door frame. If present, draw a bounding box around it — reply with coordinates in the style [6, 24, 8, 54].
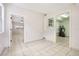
[9, 14, 24, 47]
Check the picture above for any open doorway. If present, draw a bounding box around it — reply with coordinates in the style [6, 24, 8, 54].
[10, 15, 24, 47]
[55, 12, 69, 47]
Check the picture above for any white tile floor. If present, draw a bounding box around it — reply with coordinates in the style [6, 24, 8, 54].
[1, 31, 79, 56]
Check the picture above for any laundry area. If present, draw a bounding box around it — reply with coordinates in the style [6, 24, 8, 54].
[55, 13, 69, 47]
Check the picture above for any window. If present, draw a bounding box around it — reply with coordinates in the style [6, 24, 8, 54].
[48, 18, 54, 27]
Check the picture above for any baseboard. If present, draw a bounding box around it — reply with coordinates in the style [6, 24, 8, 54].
[24, 38, 44, 44]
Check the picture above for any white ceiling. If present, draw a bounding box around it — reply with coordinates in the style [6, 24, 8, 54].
[7, 3, 73, 14]
[56, 12, 69, 21]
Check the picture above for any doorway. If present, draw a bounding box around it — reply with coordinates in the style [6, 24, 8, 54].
[55, 12, 69, 47]
[10, 15, 24, 47]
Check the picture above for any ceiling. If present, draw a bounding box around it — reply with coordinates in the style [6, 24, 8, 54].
[56, 12, 69, 21]
[6, 3, 73, 14]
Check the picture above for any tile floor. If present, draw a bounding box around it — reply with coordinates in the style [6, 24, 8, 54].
[1, 30, 79, 56]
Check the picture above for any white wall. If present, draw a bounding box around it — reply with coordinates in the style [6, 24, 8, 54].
[0, 4, 9, 48]
[69, 5, 79, 50]
[5, 4, 44, 44]
[0, 4, 10, 54]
